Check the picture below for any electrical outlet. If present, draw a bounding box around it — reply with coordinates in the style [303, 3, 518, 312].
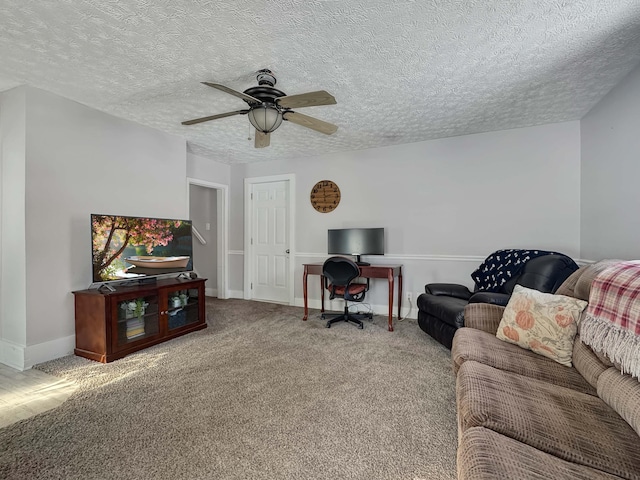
[406, 292, 412, 303]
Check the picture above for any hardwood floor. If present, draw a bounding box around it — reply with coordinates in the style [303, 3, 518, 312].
[0, 363, 77, 429]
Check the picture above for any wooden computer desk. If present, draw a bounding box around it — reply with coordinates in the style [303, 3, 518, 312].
[302, 263, 403, 331]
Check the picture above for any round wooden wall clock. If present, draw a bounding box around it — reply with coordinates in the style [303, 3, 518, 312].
[310, 180, 341, 213]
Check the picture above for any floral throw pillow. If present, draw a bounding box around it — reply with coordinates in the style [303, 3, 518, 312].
[496, 285, 588, 367]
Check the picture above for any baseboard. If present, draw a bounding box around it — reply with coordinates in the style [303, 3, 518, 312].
[0, 339, 25, 370]
[1, 335, 77, 370]
[205, 287, 217, 297]
[24, 335, 75, 369]
[228, 289, 244, 299]
[293, 297, 417, 320]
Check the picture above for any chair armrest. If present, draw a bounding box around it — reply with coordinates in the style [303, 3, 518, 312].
[463, 303, 505, 335]
[468, 292, 511, 306]
[424, 283, 472, 300]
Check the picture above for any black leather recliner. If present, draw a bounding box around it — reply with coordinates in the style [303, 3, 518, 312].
[417, 252, 579, 349]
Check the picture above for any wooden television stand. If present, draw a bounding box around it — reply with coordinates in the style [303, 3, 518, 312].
[73, 277, 207, 363]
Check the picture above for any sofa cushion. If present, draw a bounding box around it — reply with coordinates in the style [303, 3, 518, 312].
[496, 285, 587, 366]
[457, 361, 640, 479]
[514, 254, 580, 294]
[417, 310, 458, 349]
[458, 427, 622, 480]
[572, 336, 609, 389]
[452, 327, 597, 395]
[598, 367, 640, 437]
[554, 265, 589, 297]
[462, 303, 505, 335]
[419, 294, 467, 328]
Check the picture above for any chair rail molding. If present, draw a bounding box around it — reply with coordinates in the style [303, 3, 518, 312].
[296, 252, 592, 265]
[295, 252, 486, 263]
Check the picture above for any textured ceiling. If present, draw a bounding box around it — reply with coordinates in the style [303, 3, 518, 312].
[2, 1, 640, 164]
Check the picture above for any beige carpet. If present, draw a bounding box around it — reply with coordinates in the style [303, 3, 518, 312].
[0, 299, 457, 480]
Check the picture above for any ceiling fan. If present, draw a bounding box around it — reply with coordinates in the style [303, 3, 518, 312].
[182, 69, 338, 148]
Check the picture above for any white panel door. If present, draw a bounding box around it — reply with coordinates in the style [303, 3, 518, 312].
[251, 181, 289, 303]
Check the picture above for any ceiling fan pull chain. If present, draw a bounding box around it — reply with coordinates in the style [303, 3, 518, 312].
[248, 124, 252, 141]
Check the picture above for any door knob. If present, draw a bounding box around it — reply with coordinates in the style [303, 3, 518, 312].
[286, 249, 290, 254]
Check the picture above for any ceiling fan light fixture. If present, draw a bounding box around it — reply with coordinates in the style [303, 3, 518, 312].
[248, 104, 283, 133]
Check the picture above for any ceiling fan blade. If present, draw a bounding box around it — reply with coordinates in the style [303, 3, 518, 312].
[277, 90, 336, 109]
[201, 82, 261, 104]
[181, 110, 248, 126]
[283, 111, 338, 135]
[255, 131, 270, 148]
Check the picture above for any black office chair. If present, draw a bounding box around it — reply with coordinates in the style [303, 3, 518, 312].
[321, 256, 372, 329]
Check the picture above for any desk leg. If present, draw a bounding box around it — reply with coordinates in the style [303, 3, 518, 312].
[320, 275, 325, 313]
[303, 266, 309, 321]
[397, 270, 403, 321]
[388, 272, 395, 332]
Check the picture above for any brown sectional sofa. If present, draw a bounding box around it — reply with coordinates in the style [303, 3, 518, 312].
[451, 262, 640, 479]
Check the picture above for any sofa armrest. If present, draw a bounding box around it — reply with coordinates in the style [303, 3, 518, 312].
[424, 283, 472, 300]
[468, 292, 511, 306]
[463, 303, 505, 335]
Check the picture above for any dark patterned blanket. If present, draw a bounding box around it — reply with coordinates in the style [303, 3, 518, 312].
[471, 249, 558, 292]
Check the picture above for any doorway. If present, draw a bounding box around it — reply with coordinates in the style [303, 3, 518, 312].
[187, 178, 228, 299]
[244, 174, 295, 304]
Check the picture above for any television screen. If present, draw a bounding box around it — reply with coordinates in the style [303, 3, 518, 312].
[91, 214, 193, 283]
[328, 228, 384, 262]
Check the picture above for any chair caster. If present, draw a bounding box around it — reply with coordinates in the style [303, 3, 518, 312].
[326, 321, 331, 328]
[368, 313, 373, 319]
[358, 323, 364, 329]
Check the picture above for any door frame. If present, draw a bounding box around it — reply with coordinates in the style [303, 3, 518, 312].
[244, 174, 296, 304]
[187, 178, 229, 299]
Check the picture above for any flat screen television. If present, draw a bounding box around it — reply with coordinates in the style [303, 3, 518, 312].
[327, 227, 385, 266]
[91, 214, 193, 284]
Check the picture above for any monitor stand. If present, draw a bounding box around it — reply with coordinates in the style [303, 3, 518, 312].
[354, 255, 370, 267]
[97, 283, 117, 293]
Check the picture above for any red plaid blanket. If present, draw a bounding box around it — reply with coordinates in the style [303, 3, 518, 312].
[581, 261, 640, 378]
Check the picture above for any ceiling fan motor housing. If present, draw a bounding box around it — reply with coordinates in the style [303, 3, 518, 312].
[242, 86, 286, 106]
[244, 70, 287, 133]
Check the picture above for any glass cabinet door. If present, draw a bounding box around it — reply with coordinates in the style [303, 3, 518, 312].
[113, 293, 160, 349]
[166, 286, 201, 331]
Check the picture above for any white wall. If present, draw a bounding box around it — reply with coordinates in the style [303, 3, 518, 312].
[187, 152, 230, 186]
[228, 166, 246, 295]
[189, 184, 217, 291]
[233, 121, 582, 316]
[1, 86, 188, 369]
[186, 152, 234, 294]
[581, 63, 640, 260]
[0, 88, 28, 367]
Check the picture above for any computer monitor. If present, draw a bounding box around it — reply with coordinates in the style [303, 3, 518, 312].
[327, 228, 385, 266]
